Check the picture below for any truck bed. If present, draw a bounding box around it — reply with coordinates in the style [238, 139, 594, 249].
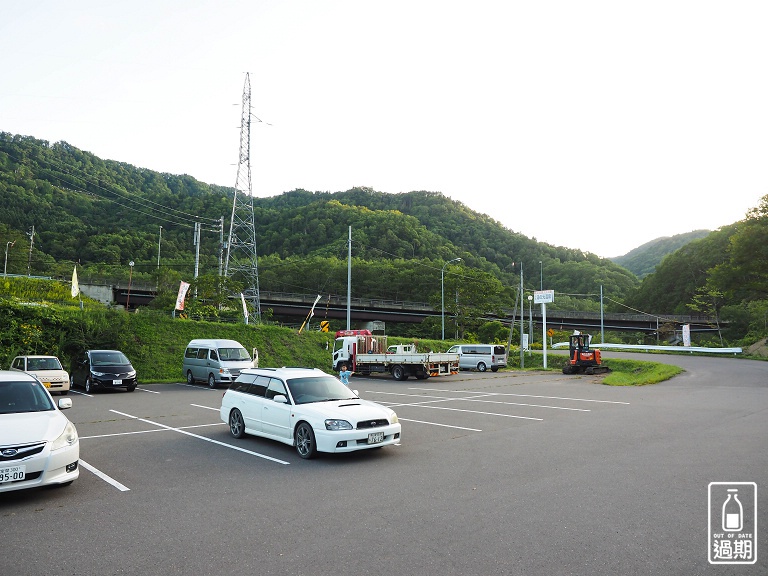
[354, 352, 458, 364]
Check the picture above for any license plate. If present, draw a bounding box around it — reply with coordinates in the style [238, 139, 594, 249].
[0, 464, 25, 483]
[367, 432, 384, 444]
[42, 382, 51, 388]
[113, 379, 122, 385]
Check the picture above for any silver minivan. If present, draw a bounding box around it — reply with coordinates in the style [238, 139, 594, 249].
[183, 339, 254, 388]
[446, 344, 507, 372]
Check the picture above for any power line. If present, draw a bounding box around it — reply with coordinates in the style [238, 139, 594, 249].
[0, 148, 222, 229]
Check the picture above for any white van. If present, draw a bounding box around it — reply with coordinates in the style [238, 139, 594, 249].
[446, 344, 507, 372]
[183, 339, 254, 388]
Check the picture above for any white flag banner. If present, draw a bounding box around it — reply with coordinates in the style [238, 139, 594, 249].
[240, 293, 249, 320]
[71, 266, 80, 298]
[175, 281, 190, 311]
[309, 294, 321, 317]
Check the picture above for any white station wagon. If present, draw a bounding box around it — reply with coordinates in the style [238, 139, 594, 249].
[220, 367, 401, 459]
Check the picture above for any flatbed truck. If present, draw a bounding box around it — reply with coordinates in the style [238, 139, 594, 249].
[332, 330, 459, 381]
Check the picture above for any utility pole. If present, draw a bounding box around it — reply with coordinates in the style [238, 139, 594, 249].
[193, 222, 201, 297]
[157, 226, 162, 269]
[600, 284, 605, 344]
[27, 225, 35, 276]
[346, 226, 351, 330]
[519, 262, 524, 369]
[218, 216, 224, 278]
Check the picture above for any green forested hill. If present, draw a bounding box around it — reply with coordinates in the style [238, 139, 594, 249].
[0, 133, 636, 306]
[611, 230, 712, 278]
[3, 131, 768, 346]
[626, 197, 768, 343]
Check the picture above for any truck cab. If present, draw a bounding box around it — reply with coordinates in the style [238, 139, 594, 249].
[332, 330, 385, 371]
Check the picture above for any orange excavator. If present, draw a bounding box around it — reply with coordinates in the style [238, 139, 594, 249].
[562, 333, 611, 375]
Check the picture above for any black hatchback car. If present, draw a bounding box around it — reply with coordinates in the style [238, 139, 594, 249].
[71, 350, 137, 393]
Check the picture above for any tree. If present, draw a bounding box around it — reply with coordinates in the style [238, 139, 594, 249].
[687, 284, 725, 346]
[710, 196, 768, 302]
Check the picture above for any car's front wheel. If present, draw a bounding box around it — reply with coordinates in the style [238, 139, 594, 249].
[476, 362, 487, 372]
[229, 409, 245, 438]
[85, 377, 94, 393]
[186, 370, 194, 385]
[295, 422, 317, 459]
[207, 373, 217, 389]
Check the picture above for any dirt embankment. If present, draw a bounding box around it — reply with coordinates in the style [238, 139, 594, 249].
[746, 338, 768, 357]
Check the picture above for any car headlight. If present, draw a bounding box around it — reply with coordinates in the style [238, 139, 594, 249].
[92, 371, 106, 377]
[52, 421, 79, 450]
[325, 419, 353, 431]
[390, 413, 399, 424]
[126, 370, 136, 378]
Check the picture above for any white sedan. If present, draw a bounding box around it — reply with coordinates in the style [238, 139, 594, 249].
[220, 367, 401, 459]
[0, 371, 80, 492]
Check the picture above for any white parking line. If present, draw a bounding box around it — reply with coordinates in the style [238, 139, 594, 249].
[110, 409, 289, 464]
[410, 387, 631, 404]
[373, 391, 591, 412]
[135, 387, 160, 394]
[386, 402, 543, 421]
[178, 383, 219, 391]
[79, 459, 130, 492]
[80, 422, 224, 440]
[191, 403, 218, 411]
[397, 418, 482, 432]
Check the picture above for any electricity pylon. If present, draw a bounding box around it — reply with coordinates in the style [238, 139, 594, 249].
[224, 73, 261, 323]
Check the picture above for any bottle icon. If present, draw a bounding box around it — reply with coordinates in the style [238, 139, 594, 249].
[722, 489, 743, 532]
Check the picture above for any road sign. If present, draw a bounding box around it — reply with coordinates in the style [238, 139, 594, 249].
[534, 290, 554, 304]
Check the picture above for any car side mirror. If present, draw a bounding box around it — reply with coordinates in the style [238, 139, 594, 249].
[58, 398, 73, 410]
[273, 394, 289, 404]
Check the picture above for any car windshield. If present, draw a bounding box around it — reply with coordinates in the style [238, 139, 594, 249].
[218, 348, 251, 361]
[0, 381, 55, 414]
[91, 351, 130, 366]
[287, 375, 359, 405]
[28, 357, 63, 371]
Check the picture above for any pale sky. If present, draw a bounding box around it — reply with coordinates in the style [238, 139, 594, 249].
[2, 1, 766, 258]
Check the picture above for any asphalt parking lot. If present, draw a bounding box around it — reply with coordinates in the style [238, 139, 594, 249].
[2, 354, 766, 576]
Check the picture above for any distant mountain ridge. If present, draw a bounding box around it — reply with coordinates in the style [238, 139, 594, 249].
[611, 230, 712, 278]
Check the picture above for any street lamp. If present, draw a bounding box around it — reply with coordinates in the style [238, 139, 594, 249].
[539, 260, 543, 291]
[126, 261, 135, 310]
[4, 240, 15, 277]
[441, 257, 461, 340]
